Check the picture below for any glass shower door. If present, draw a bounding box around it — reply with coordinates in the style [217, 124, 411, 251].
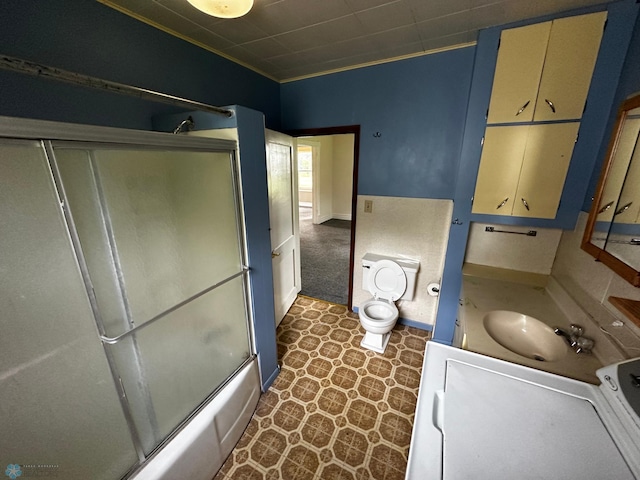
[0, 139, 139, 479]
[53, 145, 252, 455]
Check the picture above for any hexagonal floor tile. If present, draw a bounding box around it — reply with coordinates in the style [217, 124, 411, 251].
[215, 296, 431, 480]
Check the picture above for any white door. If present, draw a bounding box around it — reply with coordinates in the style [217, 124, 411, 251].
[266, 129, 301, 325]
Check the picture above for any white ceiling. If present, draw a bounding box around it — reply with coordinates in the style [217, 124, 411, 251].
[102, 0, 605, 82]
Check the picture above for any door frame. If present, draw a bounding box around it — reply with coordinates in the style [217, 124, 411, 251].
[286, 125, 360, 311]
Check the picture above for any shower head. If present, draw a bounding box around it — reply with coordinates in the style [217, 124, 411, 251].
[173, 116, 195, 134]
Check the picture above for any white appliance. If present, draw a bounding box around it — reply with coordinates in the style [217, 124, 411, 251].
[406, 342, 640, 479]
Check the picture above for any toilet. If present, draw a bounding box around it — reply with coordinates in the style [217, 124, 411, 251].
[359, 253, 419, 353]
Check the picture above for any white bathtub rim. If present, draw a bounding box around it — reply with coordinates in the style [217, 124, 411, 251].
[129, 357, 260, 480]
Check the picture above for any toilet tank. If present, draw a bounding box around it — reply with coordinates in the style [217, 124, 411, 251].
[362, 253, 420, 301]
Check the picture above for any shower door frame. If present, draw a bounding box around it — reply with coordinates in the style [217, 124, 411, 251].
[0, 115, 258, 471]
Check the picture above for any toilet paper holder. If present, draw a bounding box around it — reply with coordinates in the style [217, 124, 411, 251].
[428, 283, 440, 297]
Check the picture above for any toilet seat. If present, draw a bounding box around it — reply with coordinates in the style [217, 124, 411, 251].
[368, 259, 407, 301]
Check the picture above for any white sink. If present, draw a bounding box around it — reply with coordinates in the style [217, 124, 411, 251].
[483, 310, 568, 362]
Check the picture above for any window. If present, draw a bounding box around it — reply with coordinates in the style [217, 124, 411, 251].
[298, 144, 312, 191]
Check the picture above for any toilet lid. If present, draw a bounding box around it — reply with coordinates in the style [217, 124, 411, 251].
[368, 259, 407, 301]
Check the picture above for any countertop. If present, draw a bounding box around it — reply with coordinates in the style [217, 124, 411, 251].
[461, 264, 602, 384]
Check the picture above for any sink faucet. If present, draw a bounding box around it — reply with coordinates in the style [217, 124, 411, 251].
[553, 323, 582, 345]
[554, 324, 594, 354]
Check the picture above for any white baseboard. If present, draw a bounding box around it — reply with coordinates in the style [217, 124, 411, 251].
[315, 213, 352, 224]
[316, 213, 332, 224]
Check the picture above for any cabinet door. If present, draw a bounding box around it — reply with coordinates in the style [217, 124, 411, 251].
[512, 122, 580, 218]
[472, 126, 529, 215]
[533, 12, 607, 121]
[486, 22, 551, 124]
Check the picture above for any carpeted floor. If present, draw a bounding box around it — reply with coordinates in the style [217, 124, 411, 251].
[299, 207, 351, 305]
[214, 296, 430, 480]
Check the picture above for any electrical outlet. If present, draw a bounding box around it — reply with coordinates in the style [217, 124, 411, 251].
[364, 200, 373, 213]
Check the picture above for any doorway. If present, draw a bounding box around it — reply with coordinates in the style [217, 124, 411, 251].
[290, 126, 360, 309]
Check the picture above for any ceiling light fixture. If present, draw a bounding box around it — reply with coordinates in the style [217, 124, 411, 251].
[186, 0, 254, 19]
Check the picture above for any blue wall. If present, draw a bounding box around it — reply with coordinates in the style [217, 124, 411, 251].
[281, 48, 476, 199]
[234, 106, 280, 391]
[279, 47, 476, 346]
[0, 0, 281, 130]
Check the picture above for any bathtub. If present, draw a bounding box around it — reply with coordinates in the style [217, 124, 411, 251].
[130, 358, 261, 480]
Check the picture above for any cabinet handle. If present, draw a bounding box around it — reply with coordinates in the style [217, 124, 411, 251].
[544, 99, 556, 113]
[615, 202, 633, 216]
[521, 198, 530, 211]
[496, 197, 509, 209]
[598, 201, 614, 214]
[515, 101, 530, 116]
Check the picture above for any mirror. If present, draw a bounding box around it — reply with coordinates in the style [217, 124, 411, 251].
[582, 94, 640, 286]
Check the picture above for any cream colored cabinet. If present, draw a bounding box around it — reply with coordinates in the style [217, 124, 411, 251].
[486, 22, 550, 124]
[475, 11, 606, 220]
[487, 12, 607, 124]
[472, 126, 528, 215]
[472, 123, 580, 219]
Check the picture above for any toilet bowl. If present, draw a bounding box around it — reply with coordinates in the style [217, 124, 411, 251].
[359, 299, 399, 352]
[359, 258, 407, 353]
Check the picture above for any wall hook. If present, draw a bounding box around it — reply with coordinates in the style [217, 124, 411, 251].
[373, 132, 381, 138]
[452, 218, 463, 225]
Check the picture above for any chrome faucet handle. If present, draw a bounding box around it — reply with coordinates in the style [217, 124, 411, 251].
[554, 327, 576, 347]
[569, 324, 584, 337]
[554, 327, 569, 340]
[575, 336, 594, 354]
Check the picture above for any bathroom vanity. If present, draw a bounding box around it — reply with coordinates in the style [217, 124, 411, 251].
[458, 264, 603, 383]
[406, 342, 640, 479]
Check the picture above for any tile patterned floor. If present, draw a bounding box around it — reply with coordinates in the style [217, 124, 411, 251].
[214, 296, 430, 480]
